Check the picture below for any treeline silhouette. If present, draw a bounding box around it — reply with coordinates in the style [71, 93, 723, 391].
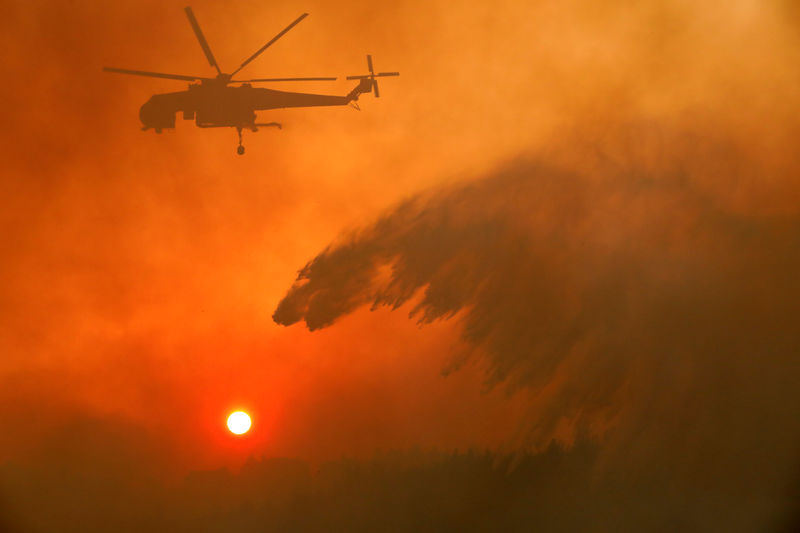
[174, 443, 601, 532]
[0, 439, 618, 533]
[3, 438, 800, 532]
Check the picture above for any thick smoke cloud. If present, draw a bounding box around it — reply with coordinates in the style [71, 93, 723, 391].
[274, 122, 800, 529]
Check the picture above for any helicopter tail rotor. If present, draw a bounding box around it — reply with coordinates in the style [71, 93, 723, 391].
[346, 55, 399, 98]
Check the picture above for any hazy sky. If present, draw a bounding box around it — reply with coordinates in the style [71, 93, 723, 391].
[2, 0, 800, 531]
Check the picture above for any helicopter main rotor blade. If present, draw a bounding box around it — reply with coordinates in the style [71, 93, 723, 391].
[346, 73, 400, 80]
[185, 7, 222, 75]
[102, 67, 209, 82]
[230, 13, 308, 77]
[233, 76, 337, 82]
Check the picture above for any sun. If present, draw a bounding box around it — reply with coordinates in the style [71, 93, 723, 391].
[227, 411, 252, 435]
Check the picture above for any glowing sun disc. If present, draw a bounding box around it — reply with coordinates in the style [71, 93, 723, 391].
[227, 411, 251, 435]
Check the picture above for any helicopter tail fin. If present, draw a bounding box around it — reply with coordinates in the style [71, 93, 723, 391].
[346, 78, 374, 102]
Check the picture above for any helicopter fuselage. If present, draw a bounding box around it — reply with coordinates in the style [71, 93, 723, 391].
[104, 7, 398, 153]
[138, 81, 362, 132]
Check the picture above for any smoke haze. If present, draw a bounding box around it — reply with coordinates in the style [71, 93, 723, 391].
[2, 0, 800, 530]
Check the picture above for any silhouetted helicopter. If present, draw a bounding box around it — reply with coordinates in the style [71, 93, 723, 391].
[103, 7, 399, 154]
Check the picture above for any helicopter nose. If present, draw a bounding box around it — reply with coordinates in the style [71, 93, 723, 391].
[139, 97, 175, 131]
[138, 99, 156, 128]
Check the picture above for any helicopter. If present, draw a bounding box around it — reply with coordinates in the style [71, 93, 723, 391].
[103, 7, 399, 154]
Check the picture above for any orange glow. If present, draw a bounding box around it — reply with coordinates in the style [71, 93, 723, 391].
[227, 411, 252, 435]
[2, 0, 799, 475]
